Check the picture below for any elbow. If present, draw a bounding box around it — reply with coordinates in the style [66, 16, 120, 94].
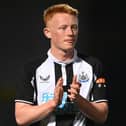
[16, 118, 23, 126]
[16, 117, 25, 126]
[15, 115, 29, 126]
[98, 112, 108, 124]
[95, 102, 109, 124]
[96, 107, 109, 124]
[91, 113, 108, 124]
[15, 102, 32, 126]
[15, 117, 23, 126]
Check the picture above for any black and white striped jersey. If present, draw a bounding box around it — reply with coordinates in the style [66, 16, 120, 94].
[15, 49, 108, 126]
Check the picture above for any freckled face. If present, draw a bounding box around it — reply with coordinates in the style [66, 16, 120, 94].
[45, 13, 78, 52]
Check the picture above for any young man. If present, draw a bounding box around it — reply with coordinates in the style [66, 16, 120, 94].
[15, 3, 109, 126]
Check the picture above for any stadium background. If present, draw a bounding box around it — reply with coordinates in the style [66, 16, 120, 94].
[0, 1, 125, 126]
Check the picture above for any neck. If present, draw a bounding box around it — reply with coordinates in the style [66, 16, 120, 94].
[50, 48, 74, 61]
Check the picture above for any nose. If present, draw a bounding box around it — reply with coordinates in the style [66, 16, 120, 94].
[67, 27, 74, 35]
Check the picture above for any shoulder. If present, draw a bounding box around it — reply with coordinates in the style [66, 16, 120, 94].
[78, 53, 104, 76]
[24, 54, 48, 73]
[78, 53, 102, 67]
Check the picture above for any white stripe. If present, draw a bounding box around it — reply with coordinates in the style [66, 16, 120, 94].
[61, 64, 67, 86]
[15, 100, 33, 104]
[94, 99, 108, 103]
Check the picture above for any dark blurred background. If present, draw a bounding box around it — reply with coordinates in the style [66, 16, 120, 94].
[0, 0, 125, 126]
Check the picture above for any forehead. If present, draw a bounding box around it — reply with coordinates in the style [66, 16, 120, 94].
[47, 13, 78, 26]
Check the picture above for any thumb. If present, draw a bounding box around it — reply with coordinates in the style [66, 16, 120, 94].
[72, 75, 77, 84]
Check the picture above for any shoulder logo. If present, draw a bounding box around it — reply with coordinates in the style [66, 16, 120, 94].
[78, 72, 89, 83]
[95, 77, 106, 88]
[96, 77, 106, 84]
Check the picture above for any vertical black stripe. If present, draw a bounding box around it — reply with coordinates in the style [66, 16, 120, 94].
[66, 63, 73, 86]
[54, 62, 62, 84]
[66, 63, 73, 102]
[55, 63, 75, 126]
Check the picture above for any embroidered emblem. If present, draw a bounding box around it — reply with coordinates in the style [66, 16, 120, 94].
[96, 77, 106, 88]
[96, 77, 106, 84]
[78, 72, 89, 83]
[40, 75, 50, 83]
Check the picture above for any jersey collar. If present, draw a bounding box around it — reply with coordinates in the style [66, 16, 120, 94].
[47, 49, 78, 65]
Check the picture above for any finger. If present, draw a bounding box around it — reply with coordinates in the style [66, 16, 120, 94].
[67, 94, 76, 102]
[59, 88, 63, 104]
[55, 77, 64, 104]
[70, 83, 79, 88]
[56, 77, 63, 87]
[72, 75, 77, 84]
[70, 83, 81, 92]
[68, 88, 78, 95]
[54, 86, 63, 105]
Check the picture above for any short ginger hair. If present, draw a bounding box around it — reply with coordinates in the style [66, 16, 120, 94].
[43, 3, 79, 26]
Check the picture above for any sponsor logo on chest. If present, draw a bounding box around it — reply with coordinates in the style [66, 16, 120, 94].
[39, 75, 50, 83]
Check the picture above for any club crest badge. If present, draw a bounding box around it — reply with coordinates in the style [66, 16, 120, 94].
[78, 72, 89, 83]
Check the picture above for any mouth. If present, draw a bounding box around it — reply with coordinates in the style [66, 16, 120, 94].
[64, 39, 75, 43]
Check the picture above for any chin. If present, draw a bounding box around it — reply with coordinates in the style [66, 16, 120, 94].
[62, 47, 74, 52]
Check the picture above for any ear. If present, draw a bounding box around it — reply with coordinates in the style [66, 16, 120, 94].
[43, 27, 51, 39]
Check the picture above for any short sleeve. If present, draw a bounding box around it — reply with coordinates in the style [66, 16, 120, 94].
[15, 62, 35, 104]
[90, 57, 108, 102]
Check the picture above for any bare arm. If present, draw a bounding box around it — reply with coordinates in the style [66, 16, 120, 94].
[15, 100, 56, 126]
[68, 75, 109, 123]
[15, 77, 63, 126]
[75, 95, 108, 123]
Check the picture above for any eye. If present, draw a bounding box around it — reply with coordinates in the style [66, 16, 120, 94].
[71, 25, 78, 30]
[59, 26, 67, 30]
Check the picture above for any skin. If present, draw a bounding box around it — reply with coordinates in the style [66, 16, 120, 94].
[15, 78, 64, 126]
[43, 13, 78, 61]
[15, 13, 108, 126]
